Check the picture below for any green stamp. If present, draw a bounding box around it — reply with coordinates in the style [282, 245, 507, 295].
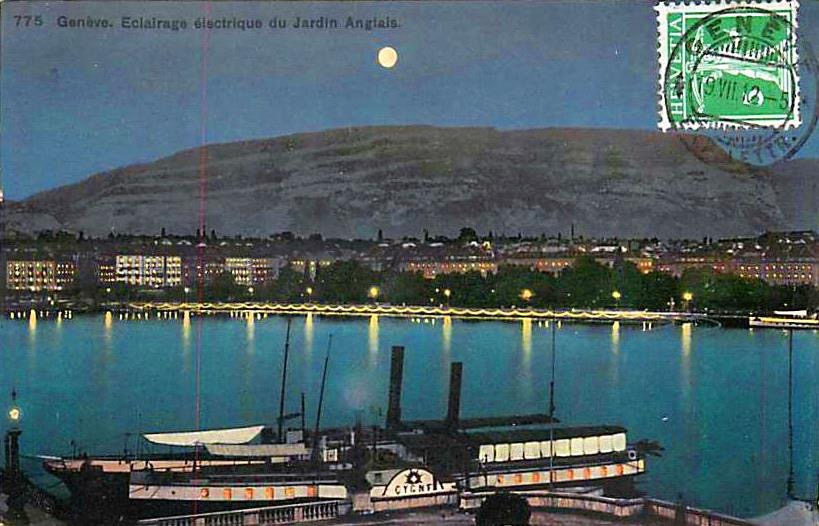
[657, 0, 800, 130]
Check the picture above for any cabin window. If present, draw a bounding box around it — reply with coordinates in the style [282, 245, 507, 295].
[540, 441, 552, 458]
[479, 444, 495, 463]
[223, 488, 232, 500]
[510, 443, 524, 461]
[284, 487, 295, 498]
[265, 487, 275, 500]
[612, 433, 627, 452]
[495, 444, 510, 462]
[570, 437, 584, 456]
[245, 488, 254, 500]
[524, 441, 540, 460]
[583, 436, 599, 455]
[554, 439, 571, 457]
[598, 435, 613, 453]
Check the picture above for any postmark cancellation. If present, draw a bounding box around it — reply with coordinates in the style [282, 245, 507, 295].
[657, 0, 800, 131]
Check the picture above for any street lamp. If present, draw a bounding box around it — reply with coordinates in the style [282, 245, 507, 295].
[7, 389, 20, 426]
[682, 291, 693, 311]
[611, 290, 622, 309]
[443, 288, 451, 306]
[368, 286, 380, 301]
[248, 286, 255, 296]
[305, 286, 313, 302]
[520, 289, 534, 302]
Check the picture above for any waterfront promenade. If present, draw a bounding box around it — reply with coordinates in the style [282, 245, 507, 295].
[4, 489, 814, 525]
[124, 301, 707, 323]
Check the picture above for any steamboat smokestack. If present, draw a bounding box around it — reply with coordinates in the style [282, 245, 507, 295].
[386, 346, 405, 433]
[446, 362, 463, 429]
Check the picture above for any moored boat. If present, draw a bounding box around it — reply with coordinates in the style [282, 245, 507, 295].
[749, 310, 819, 329]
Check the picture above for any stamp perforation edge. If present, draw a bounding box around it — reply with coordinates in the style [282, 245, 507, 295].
[656, 0, 800, 132]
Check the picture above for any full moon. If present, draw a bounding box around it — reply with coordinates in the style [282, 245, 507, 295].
[377, 47, 398, 68]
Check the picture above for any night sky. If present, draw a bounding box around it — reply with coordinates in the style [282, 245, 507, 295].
[3, 1, 819, 199]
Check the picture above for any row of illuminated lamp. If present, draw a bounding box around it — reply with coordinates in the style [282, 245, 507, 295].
[121, 282, 695, 304]
[302, 287, 692, 303]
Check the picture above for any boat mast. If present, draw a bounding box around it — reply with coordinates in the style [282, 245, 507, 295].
[313, 335, 332, 465]
[549, 320, 557, 419]
[278, 318, 292, 443]
[787, 328, 794, 499]
[301, 392, 306, 437]
[549, 319, 557, 488]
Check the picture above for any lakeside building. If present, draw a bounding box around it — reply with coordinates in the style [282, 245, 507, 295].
[734, 259, 819, 286]
[224, 257, 283, 286]
[499, 249, 654, 276]
[5, 259, 77, 291]
[96, 256, 117, 285]
[396, 243, 497, 278]
[289, 248, 360, 279]
[653, 235, 819, 287]
[402, 258, 498, 278]
[655, 255, 730, 276]
[290, 257, 335, 281]
[115, 255, 182, 288]
[500, 253, 575, 275]
[181, 254, 225, 288]
[731, 232, 819, 287]
[732, 243, 819, 287]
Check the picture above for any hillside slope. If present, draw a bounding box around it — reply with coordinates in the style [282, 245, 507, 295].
[5, 126, 817, 238]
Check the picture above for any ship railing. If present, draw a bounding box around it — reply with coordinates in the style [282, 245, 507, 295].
[136, 499, 348, 526]
[471, 449, 641, 472]
[461, 491, 754, 526]
[131, 469, 339, 486]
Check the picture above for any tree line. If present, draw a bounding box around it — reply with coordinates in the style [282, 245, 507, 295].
[110, 256, 818, 313]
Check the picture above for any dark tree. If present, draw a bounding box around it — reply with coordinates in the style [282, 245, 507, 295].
[457, 227, 478, 243]
[476, 492, 531, 526]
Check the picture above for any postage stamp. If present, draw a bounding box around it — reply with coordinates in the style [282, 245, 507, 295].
[657, 0, 801, 131]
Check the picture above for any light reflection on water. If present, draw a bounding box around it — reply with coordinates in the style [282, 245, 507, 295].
[304, 313, 313, 358]
[368, 315, 379, 366]
[1, 314, 817, 517]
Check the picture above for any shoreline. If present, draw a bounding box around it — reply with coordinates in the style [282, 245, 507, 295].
[4, 301, 717, 324]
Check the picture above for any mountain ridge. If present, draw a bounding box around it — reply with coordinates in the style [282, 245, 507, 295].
[4, 125, 818, 239]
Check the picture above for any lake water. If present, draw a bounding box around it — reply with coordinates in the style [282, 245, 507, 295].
[1, 312, 818, 517]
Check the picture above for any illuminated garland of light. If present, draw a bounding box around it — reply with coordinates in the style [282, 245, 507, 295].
[124, 301, 702, 323]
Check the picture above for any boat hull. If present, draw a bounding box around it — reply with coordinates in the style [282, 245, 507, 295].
[749, 316, 819, 329]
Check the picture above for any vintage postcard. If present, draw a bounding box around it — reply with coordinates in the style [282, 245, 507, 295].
[0, 1, 818, 525]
